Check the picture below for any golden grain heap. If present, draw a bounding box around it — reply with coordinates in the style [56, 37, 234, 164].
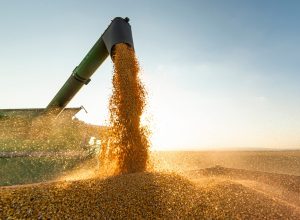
[99, 43, 150, 175]
[1, 171, 299, 219]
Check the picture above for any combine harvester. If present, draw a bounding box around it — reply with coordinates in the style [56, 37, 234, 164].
[0, 17, 134, 146]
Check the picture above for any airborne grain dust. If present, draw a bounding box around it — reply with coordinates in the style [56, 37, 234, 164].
[99, 43, 150, 175]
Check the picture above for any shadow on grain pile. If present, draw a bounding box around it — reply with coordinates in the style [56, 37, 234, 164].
[1, 171, 299, 219]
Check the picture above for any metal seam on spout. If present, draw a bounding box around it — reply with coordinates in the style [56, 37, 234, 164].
[72, 72, 91, 85]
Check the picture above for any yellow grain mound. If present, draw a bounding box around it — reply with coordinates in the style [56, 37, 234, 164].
[1, 172, 298, 219]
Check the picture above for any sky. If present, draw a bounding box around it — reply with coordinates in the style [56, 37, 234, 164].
[0, 0, 300, 150]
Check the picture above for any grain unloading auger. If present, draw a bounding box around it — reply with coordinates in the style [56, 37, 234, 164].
[0, 17, 134, 120]
[0, 17, 134, 140]
[46, 17, 134, 116]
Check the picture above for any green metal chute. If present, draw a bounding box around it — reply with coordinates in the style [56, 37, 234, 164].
[46, 17, 134, 115]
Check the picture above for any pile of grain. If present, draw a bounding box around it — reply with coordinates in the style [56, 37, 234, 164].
[1, 172, 298, 219]
[99, 43, 150, 175]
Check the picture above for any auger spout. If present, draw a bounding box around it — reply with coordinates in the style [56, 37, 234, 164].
[46, 17, 134, 115]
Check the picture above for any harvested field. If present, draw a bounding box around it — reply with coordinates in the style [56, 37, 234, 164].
[152, 150, 300, 176]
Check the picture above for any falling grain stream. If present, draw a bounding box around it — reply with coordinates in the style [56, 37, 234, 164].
[99, 43, 150, 175]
